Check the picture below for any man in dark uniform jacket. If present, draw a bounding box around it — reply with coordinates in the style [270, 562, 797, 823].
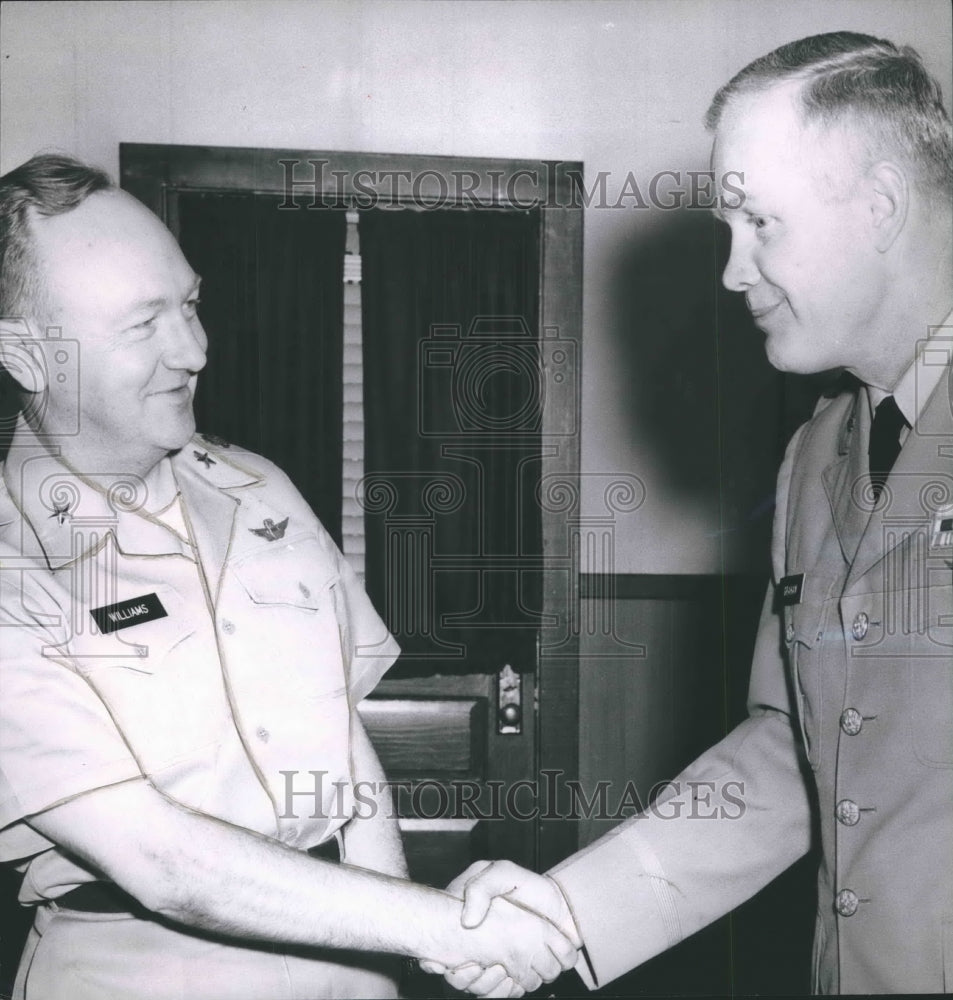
[437, 31, 953, 997]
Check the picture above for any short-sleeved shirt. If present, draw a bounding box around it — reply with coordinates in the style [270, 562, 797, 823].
[0, 428, 399, 903]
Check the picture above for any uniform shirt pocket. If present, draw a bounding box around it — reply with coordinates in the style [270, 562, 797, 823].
[70, 585, 196, 675]
[230, 533, 337, 612]
[69, 586, 219, 774]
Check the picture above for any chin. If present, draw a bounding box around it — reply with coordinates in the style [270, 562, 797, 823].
[155, 416, 197, 455]
[763, 334, 831, 376]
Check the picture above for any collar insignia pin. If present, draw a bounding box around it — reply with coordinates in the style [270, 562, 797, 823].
[194, 450, 216, 468]
[250, 517, 288, 542]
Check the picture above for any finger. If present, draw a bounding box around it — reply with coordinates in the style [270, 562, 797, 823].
[455, 964, 507, 995]
[547, 929, 580, 972]
[445, 859, 493, 898]
[483, 977, 522, 999]
[443, 962, 487, 992]
[418, 959, 445, 975]
[506, 980, 525, 999]
[512, 970, 542, 995]
[530, 945, 562, 984]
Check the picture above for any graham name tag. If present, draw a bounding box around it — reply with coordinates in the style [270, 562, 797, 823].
[90, 593, 168, 634]
[778, 574, 805, 606]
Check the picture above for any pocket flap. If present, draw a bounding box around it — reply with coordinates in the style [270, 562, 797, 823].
[230, 534, 338, 610]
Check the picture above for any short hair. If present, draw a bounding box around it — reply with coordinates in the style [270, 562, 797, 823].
[705, 32, 953, 200]
[0, 153, 114, 322]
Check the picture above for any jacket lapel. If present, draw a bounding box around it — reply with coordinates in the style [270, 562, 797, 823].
[822, 392, 870, 567]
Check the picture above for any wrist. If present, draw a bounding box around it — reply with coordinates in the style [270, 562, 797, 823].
[400, 889, 466, 965]
[545, 874, 582, 948]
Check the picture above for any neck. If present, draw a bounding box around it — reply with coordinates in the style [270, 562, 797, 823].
[850, 234, 953, 391]
[7, 414, 171, 501]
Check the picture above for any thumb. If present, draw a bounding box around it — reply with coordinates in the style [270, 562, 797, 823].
[417, 959, 446, 975]
[460, 881, 496, 928]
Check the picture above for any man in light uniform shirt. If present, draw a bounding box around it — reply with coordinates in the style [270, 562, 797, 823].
[0, 155, 578, 999]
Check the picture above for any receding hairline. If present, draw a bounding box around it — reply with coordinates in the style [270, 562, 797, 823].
[703, 32, 953, 203]
[1, 153, 116, 324]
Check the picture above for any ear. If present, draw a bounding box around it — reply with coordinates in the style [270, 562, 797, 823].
[866, 161, 908, 252]
[0, 318, 48, 394]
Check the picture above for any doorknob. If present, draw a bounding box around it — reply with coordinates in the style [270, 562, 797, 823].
[497, 664, 522, 735]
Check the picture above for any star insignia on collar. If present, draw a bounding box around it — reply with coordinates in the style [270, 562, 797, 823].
[193, 450, 216, 468]
[250, 517, 289, 541]
[48, 502, 72, 525]
[201, 432, 231, 449]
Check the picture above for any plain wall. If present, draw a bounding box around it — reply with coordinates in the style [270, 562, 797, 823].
[2, 0, 951, 572]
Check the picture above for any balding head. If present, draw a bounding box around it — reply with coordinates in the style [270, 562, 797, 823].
[0, 154, 115, 325]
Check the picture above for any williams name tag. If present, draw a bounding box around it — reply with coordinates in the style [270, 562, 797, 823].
[91, 593, 168, 634]
[778, 574, 805, 607]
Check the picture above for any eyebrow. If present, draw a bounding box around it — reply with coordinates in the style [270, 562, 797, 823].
[119, 275, 203, 321]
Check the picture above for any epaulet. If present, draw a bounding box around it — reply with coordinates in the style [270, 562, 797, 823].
[193, 433, 287, 485]
[812, 370, 857, 414]
[198, 431, 234, 451]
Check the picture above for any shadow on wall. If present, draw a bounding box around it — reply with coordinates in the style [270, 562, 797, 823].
[604, 204, 822, 572]
[580, 206, 824, 996]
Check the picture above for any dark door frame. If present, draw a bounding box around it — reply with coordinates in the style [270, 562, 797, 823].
[120, 142, 584, 868]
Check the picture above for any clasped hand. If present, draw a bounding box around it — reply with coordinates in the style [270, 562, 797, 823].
[421, 860, 582, 998]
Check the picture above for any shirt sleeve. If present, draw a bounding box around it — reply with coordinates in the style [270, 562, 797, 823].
[333, 547, 401, 704]
[0, 563, 142, 861]
[549, 425, 814, 989]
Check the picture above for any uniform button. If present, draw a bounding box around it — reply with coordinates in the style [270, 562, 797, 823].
[221, 619, 236, 635]
[256, 727, 270, 743]
[835, 889, 859, 917]
[851, 612, 869, 641]
[785, 623, 795, 643]
[835, 799, 860, 826]
[298, 582, 311, 600]
[840, 708, 863, 735]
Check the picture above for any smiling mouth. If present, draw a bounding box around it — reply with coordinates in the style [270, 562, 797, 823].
[748, 301, 782, 322]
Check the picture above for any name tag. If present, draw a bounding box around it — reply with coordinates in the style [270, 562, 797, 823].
[90, 593, 168, 634]
[778, 573, 804, 606]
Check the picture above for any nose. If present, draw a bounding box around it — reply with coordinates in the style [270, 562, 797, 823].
[164, 313, 208, 374]
[721, 233, 759, 292]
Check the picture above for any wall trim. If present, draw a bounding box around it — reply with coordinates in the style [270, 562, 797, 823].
[580, 572, 767, 600]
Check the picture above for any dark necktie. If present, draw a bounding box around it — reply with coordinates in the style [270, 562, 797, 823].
[868, 395, 908, 501]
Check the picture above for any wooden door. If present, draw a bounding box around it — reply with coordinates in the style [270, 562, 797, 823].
[121, 144, 583, 884]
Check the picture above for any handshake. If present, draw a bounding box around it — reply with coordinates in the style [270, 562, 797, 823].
[419, 860, 583, 998]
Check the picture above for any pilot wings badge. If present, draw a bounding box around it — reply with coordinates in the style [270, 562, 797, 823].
[250, 517, 289, 542]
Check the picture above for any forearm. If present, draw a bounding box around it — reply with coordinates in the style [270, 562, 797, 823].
[550, 711, 812, 987]
[146, 800, 448, 956]
[27, 779, 573, 980]
[341, 709, 409, 878]
[28, 780, 445, 957]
